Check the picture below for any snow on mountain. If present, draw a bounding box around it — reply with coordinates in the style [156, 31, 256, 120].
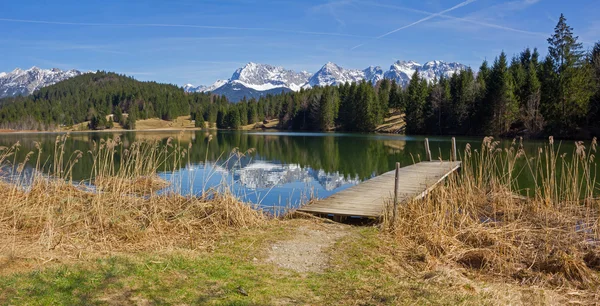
[383, 60, 422, 86]
[384, 60, 467, 86]
[0, 66, 84, 99]
[363, 66, 384, 84]
[421, 60, 467, 81]
[230, 62, 311, 92]
[184, 79, 228, 93]
[307, 62, 365, 87]
[184, 60, 467, 102]
[235, 160, 359, 190]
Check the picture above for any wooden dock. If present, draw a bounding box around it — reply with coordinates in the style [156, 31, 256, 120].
[298, 160, 462, 218]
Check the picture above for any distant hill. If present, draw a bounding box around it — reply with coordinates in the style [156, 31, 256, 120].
[0, 71, 215, 130]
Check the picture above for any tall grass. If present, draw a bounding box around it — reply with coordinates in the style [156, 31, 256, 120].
[386, 137, 600, 289]
[0, 134, 265, 260]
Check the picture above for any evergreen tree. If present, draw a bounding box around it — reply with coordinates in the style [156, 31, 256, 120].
[125, 107, 137, 130]
[113, 105, 123, 124]
[389, 80, 402, 111]
[339, 82, 358, 130]
[354, 81, 378, 132]
[376, 79, 391, 122]
[522, 61, 544, 133]
[449, 69, 476, 134]
[195, 113, 205, 128]
[216, 109, 226, 128]
[318, 87, 338, 130]
[226, 108, 241, 129]
[405, 72, 428, 134]
[588, 42, 600, 126]
[487, 52, 518, 135]
[544, 14, 594, 132]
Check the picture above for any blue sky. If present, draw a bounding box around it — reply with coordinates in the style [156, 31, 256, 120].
[0, 0, 598, 86]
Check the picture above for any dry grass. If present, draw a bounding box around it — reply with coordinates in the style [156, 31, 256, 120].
[376, 113, 405, 133]
[239, 119, 280, 130]
[134, 115, 195, 130]
[2, 133, 600, 303]
[0, 135, 266, 262]
[385, 136, 600, 294]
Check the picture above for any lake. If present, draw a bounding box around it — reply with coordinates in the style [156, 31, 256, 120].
[0, 131, 593, 211]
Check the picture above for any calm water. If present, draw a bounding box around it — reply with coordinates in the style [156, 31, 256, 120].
[0, 131, 592, 210]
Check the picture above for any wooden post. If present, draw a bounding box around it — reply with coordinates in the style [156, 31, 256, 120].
[424, 138, 432, 161]
[451, 137, 457, 161]
[393, 162, 400, 225]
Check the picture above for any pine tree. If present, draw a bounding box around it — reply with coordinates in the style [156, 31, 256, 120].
[389, 80, 402, 111]
[449, 69, 476, 134]
[376, 79, 391, 122]
[588, 42, 600, 126]
[339, 82, 358, 130]
[522, 61, 544, 133]
[544, 14, 594, 132]
[113, 105, 123, 124]
[318, 88, 337, 130]
[226, 108, 241, 129]
[195, 113, 205, 128]
[354, 81, 378, 132]
[405, 72, 428, 134]
[216, 109, 226, 128]
[487, 52, 518, 135]
[125, 107, 137, 130]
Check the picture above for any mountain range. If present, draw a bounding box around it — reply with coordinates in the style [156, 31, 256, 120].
[184, 60, 468, 101]
[0, 67, 85, 99]
[0, 60, 467, 102]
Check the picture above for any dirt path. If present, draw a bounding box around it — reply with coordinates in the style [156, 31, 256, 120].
[267, 222, 349, 273]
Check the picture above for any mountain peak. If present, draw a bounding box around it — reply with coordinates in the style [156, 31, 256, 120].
[0, 66, 85, 99]
[184, 59, 466, 101]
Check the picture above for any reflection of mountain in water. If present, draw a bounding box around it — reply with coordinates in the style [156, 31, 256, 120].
[233, 161, 359, 190]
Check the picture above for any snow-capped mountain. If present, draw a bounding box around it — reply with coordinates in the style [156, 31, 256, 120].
[0, 67, 84, 99]
[230, 62, 311, 92]
[184, 79, 228, 93]
[384, 60, 468, 86]
[384, 60, 423, 86]
[307, 62, 366, 87]
[185, 60, 467, 102]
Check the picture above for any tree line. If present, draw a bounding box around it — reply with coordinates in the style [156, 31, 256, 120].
[0, 14, 598, 138]
[192, 14, 600, 137]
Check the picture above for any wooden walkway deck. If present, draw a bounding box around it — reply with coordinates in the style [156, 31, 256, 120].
[298, 161, 461, 218]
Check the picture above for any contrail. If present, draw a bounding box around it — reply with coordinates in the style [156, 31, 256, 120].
[351, 0, 478, 50]
[355, 0, 547, 38]
[0, 17, 368, 38]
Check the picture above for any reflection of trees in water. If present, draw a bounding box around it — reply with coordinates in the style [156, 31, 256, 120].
[1, 132, 582, 187]
[0, 131, 420, 181]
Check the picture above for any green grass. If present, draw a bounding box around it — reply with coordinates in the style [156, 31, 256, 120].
[0, 221, 533, 305]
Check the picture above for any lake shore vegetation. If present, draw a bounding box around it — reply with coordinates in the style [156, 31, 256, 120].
[0, 135, 599, 304]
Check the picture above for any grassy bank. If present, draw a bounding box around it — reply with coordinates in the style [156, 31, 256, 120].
[0, 135, 599, 304]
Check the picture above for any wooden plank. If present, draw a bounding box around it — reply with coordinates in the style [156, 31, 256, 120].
[298, 161, 461, 218]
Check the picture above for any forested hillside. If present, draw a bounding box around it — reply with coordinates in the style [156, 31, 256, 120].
[0, 14, 599, 137]
[0, 72, 215, 130]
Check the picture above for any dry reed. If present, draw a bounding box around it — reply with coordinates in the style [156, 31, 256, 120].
[385, 136, 600, 290]
[0, 134, 266, 260]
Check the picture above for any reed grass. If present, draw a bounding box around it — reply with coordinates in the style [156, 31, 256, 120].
[385, 136, 600, 290]
[0, 134, 266, 261]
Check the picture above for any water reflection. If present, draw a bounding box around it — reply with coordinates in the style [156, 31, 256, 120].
[0, 130, 592, 209]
